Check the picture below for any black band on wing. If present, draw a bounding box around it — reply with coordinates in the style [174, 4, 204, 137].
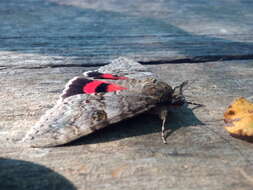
[86, 71, 103, 79]
[61, 76, 127, 100]
[95, 83, 110, 93]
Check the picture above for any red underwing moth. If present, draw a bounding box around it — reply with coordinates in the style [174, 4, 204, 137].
[24, 57, 192, 147]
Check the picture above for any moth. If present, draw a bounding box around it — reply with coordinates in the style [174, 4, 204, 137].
[24, 57, 196, 147]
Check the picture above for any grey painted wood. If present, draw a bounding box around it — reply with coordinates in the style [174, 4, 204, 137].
[0, 0, 253, 67]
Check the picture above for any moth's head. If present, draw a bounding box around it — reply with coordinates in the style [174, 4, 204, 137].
[171, 81, 188, 106]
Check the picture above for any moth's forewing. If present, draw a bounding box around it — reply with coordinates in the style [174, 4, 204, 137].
[24, 92, 159, 147]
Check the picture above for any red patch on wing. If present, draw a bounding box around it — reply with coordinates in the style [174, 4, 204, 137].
[107, 84, 127, 92]
[83, 80, 106, 93]
[83, 80, 127, 94]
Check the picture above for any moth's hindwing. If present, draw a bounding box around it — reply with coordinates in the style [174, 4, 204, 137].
[60, 77, 127, 100]
[24, 92, 159, 147]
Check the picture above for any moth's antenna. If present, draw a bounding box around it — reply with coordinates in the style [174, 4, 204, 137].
[171, 80, 188, 105]
[173, 80, 188, 94]
[172, 80, 204, 108]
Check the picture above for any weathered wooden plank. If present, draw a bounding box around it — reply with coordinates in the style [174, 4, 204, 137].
[1, 0, 253, 189]
[0, 0, 253, 67]
[1, 59, 253, 190]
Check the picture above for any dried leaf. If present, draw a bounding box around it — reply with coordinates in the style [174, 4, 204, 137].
[224, 97, 253, 141]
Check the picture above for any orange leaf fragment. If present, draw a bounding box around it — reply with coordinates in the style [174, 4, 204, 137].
[224, 97, 253, 141]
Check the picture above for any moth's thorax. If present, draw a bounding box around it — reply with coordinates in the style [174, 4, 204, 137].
[141, 79, 173, 103]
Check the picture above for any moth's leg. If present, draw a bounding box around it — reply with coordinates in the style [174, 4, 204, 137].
[149, 106, 169, 144]
[159, 107, 168, 144]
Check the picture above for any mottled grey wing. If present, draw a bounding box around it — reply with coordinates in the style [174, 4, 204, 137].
[85, 57, 157, 79]
[24, 91, 158, 147]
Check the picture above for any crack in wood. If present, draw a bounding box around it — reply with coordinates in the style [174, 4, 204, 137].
[1, 54, 253, 70]
[139, 54, 253, 64]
